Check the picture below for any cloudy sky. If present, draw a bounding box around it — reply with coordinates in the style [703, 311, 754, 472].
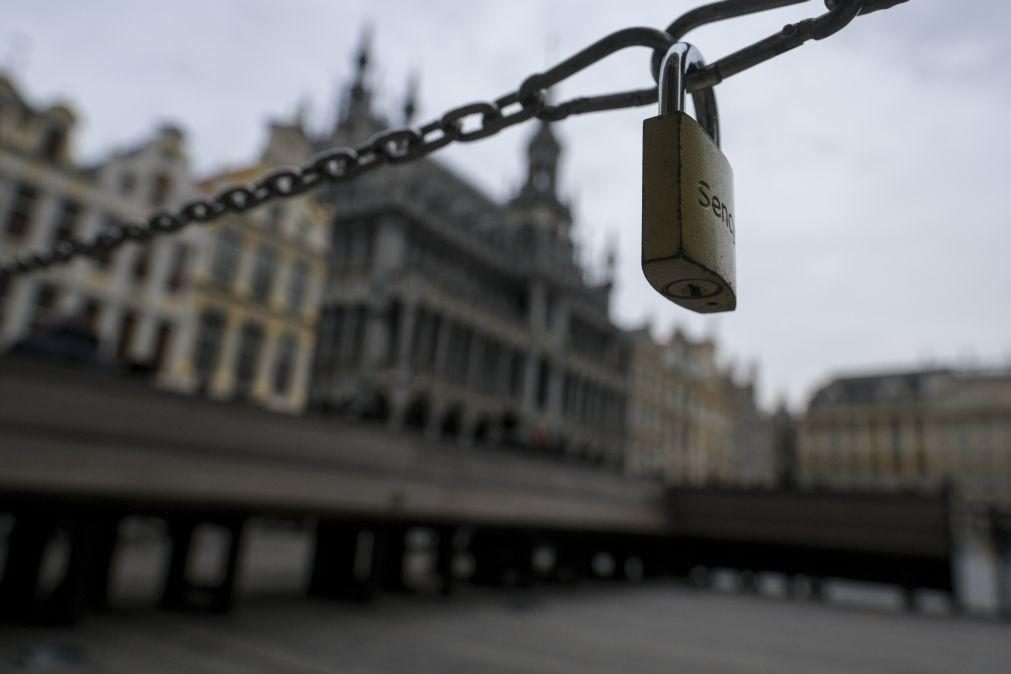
[5, 1, 1010, 407]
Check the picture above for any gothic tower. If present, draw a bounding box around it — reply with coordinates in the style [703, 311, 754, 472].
[509, 121, 572, 249]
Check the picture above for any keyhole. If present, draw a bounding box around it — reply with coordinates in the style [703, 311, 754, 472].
[664, 279, 721, 300]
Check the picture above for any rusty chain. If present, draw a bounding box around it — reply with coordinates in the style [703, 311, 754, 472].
[0, 0, 905, 279]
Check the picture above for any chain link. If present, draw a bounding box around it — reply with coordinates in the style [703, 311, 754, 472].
[0, 0, 904, 280]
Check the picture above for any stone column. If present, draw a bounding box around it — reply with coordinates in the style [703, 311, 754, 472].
[0, 277, 34, 345]
[289, 333, 315, 412]
[25, 190, 62, 252]
[95, 303, 122, 359]
[362, 301, 391, 368]
[158, 311, 198, 392]
[253, 324, 281, 401]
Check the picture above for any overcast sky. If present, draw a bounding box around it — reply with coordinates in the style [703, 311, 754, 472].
[5, 1, 1010, 408]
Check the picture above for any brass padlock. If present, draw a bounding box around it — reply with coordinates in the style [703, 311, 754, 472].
[642, 43, 736, 313]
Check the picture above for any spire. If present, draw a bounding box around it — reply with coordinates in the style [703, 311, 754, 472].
[402, 71, 419, 125]
[507, 120, 572, 258]
[521, 120, 561, 199]
[335, 25, 378, 136]
[351, 24, 372, 98]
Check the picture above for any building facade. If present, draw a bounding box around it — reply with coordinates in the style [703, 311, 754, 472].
[0, 73, 326, 414]
[0, 73, 198, 373]
[308, 43, 629, 466]
[156, 157, 328, 413]
[626, 327, 774, 486]
[797, 368, 1011, 506]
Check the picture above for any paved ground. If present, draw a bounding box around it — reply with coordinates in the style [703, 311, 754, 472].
[2, 583, 1008, 674]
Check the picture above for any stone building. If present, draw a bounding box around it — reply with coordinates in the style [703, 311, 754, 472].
[0, 73, 327, 414]
[797, 367, 1011, 506]
[626, 327, 772, 485]
[155, 158, 329, 413]
[308, 41, 629, 465]
[0, 72, 198, 372]
[725, 369, 777, 486]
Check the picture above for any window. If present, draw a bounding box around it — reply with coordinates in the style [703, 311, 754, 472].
[52, 198, 81, 246]
[482, 340, 502, 394]
[120, 172, 136, 196]
[166, 243, 189, 292]
[5, 183, 37, 239]
[94, 215, 124, 270]
[82, 299, 101, 331]
[115, 311, 137, 362]
[266, 204, 284, 235]
[510, 349, 525, 399]
[316, 305, 344, 367]
[211, 228, 242, 287]
[132, 244, 151, 281]
[272, 333, 297, 395]
[194, 309, 225, 386]
[286, 259, 308, 312]
[234, 321, 264, 398]
[536, 358, 550, 410]
[295, 217, 311, 242]
[446, 324, 471, 383]
[250, 245, 277, 303]
[350, 305, 367, 362]
[150, 173, 172, 208]
[31, 283, 59, 330]
[40, 127, 66, 161]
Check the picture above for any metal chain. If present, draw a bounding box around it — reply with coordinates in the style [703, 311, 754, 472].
[0, 0, 904, 280]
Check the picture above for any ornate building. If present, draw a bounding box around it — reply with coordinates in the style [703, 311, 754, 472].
[308, 40, 629, 465]
[155, 159, 328, 413]
[797, 367, 1011, 506]
[0, 72, 198, 371]
[0, 73, 326, 414]
[626, 327, 774, 486]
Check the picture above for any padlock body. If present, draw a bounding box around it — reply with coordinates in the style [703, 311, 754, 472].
[642, 111, 736, 313]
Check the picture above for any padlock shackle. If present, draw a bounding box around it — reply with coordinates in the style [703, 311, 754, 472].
[658, 43, 720, 147]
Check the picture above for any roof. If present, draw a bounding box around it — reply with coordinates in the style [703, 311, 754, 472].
[809, 369, 951, 408]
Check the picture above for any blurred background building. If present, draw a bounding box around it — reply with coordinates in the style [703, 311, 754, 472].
[0, 40, 782, 478]
[155, 161, 328, 413]
[797, 367, 1011, 507]
[309, 40, 629, 466]
[626, 326, 774, 486]
[0, 73, 327, 414]
[0, 72, 197, 373]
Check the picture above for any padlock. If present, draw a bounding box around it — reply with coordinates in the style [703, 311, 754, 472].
[642, 42, 736, 313]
